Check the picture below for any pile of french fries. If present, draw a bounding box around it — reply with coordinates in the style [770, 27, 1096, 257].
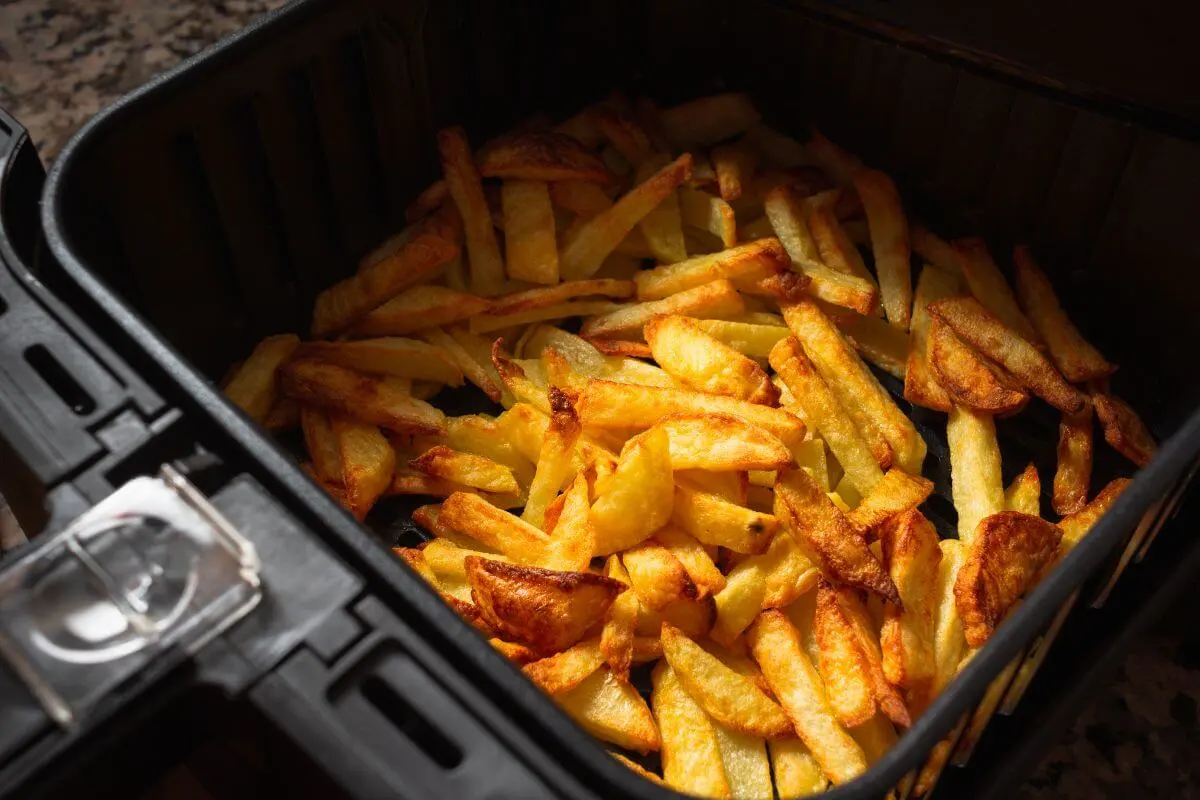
[222, 91, 1156, 798]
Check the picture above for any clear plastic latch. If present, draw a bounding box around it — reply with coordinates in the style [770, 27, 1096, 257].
[0, 465, 261, 727]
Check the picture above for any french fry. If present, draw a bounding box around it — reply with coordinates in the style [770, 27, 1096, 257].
[1060, 477, 1132, 551]
[422, 539, 510, 583]
[846, 468, 935, 537]
[775, 468, 899, 602]
[594, 107, 654, 166]
[300, 408, 341, 485]
[711, 559, 768, 648]
[330, 417, 395, 520]
[390, 469, 522, 508]
[646, 315, 778, 404]
[298, 338, 463, 385]
[410, 445, 519, 494]
[654, 525, 728, 598]
[491, 639, 540, 666]
[673, 482, 778, 554]
[770, 737, 830, 798]
[263, 396, 301, 431]
[748, 610, 868, 785]
[1006, 463, 1042, 517]
[600, 555, 638, 682]
[693, 318, 789, 359]
[905, 266, 959, 411]
[554, 108, 604, 148]
[1054, 405, 1093, 516]
[634, 239, 791, 301]
[438, 127, 505, 296]
[1093, 391, 1156, 467]
[769, 336, 885, 495]
[501, 180, 559, 284]
[952, 238, 1042, 347]
[932, 540, 968, 696]
[635, 155, 688, 263]
[953, 512, 1062, 646]
[466, 556, 623, 654]
[807, 128, 862, 187]
[764, 186, 879, 316]
[521, 389, 583, 529]
[610, 753, 668, 788]
[806, 195, 878, 289]
[1013, 245, 1116, 382]
[223, 334, 301, 421]
[879, 510, 942, 712]
[713, 141, 759, 202]
[549, 179, 613, 217]
[624, 542, 696, 612]
[404, 179, 449, 224]
[477, 130, 613, 183]
[679, 186, 738, 248]
[650, 413, 792, 472]
[853, 170, 912, 328]
[652, 661, 732, 797]
[491, 343, 551, 413]
[910, 225, 961, 276]
[928, 318, 1029, 414]
[660, 92, 761, 150]
[419, 326, 503, 403]
[280, 359, 446, 435]
[490, 279, 636, 316]
[827, 307, 910, 380]
[557, 667, 660, 754]
[590, 425, 675, 554]
[540, 473, 595, 573]
[581, 278, 745, 340]
[524, 639, 605, 695]
[713, 722, 773, 800]
[351, 285, 492, 336]
[782, 300, 926, 473]
[440, 493, 550, 562]
[946, 405, 1005, 543]
[560, 154, 693, 280]
[471, 300, 625, 335]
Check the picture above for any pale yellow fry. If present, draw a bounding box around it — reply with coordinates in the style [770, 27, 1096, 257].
[421, 538, 510, 583]
[635, 238, 790, 301]
[947, 405, 1005, 543]
[581, 278, 745, 340]
[438, 126, 504, 296]
[352, 285, 492, 337]
[557, 667, 661, 754]
[600, 555, 638, 682]
[624, 541, 693, 612]
[410, 445, 519, 494]
[952, 238, 1041, 346]
[711, 561, 768, 648]
[738, 215, 776, 242]
[854, 170, 912, 329]
[904, 265, 959, 412]
[770, 738, 830, 798]
[694, 318, 789, 359]
[646, 315, 778, 404]
[224, 334, 301, 422]
[652, 662, 732, 798]
[590, 425, 674, 554]
[636, 155, 688, 263]
[502, 179, 559, 284]
[680, 186, 738, 248]
[806, 196, 877, 288]
[1007, 463, 1043, 517]
[561, 154, 693, 280]
[673, 482, 779, 554]
[714, 722, 773, 800]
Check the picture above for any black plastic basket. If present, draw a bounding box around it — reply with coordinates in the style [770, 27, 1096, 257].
[3, 0, 1200, 797]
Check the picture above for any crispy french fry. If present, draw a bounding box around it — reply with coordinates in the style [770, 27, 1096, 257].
[581, 278, 745, 340]
[713, 141, 759, 203]
[1093, 391, 1156, 467]
[953, 512, 1062, 646]
[770, 737, 830, 798]
[932, 540, 968, 696]
[590, 425, 675, 554]
[440, 492, 550, 562]
[419, 326, 503, 403]
[652, 661, 732, 797]
[846, 468, 935, 537]
[650, 413, 792, 472]
[952, 238, 1041, 347]
[769, 336, 885, 495]
[693, 318, 789, 359]
[946, 405, 1005, 543]
[224, 334, 301, 421]
[501, 179, 559, 284]
[711, 558, 768, 648]
[600, 555, 638, 682]
[561, 154, 693, 280]
[673, 482, 778, 554]
[905, 266, 959, 411]
[679, 186, 738, 248]
[490, 279, 637, 316]
[301, 407, 341, 484]
[558, 667, 660, 753]
[1013, 245, 1115, 382]
[1006, 463, 1042, 517]
[910, 225, 961, 276]
[438, 127, 505, 296]
[1054, 405, 1093, 516]
[330, 417, 395, 520]
[478, 131, 613, 183]
[635, 155, 688, 263]
[390, 469, 522, 508]
[827, 307, 910, 380]
[521, 389, 583, 529]
[646, 315, 778, 404]
[635, 239, 791, 301]
[540, 473, 595, 573]
[928, 317, 1029, 414]
[624, 542, 695, 612]
[806, 196, 877, 289]
[1059, 477, 1132, 551]
[281, 359, 446, 435]
[351, 285, 492, 337]
[410, 445, 519, 494]
[713, 722, 773, 800]
[422, 539, 509, 583]
[879, 509, 942, 713]
[806, 128, 862, 187]
[524, 639, 605, 695]
[298, 338, 463, 385]
[471, 299, 625, 335]
[854, 171, 911, 328]
[610, 753, 668, 788]
[660, 92, 761, 150]
[491, 639, 540, 666]
[654, 525, 728, 598]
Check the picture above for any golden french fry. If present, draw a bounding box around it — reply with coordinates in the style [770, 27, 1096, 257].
[466, 556, 623, 654]
[806, 195, 877, 289]
[477, 131, 613, 183]
[679, 186, 738, 248]
[491, 343, 550, 413]
[952, 238, 1041, 347]
[390, 469, 522, 508]
[854, 170, 912, 328]
[1006, 463, 1042, 517]
[581, 278, 745, 340]
[281, 359, 446, 435]
[557, 667, 660, 754]
[646, 315, 778, 404]
[501, 179, 559, 284]
[330, 417, 395, 521]
[610, 753, 668, 788]
[634, 155, 688, 263]
[438, 490, 551, 560]
[1054, 405, 1093, 516]
[904, 265, 959, 411]
[300, 407, 342, 484]
[693, 318, 788, 359]
[351, 286, 492, 337]
[600, 554, 638, 682]
[846, 468, 935, 537]
[713, 141, 759, 203]
[623, 542, 696, 612]
[539, 473, 595, 572]
[947, 405, 1005, 543]
[711, 558, 768, 648]
[634, 239, 791, 301]
[953, 512, 1062, 646]
[673, 482, 778, 554]
[590, 425, 675, 554]
[490, 279, 636, 316]
[298, 338, 463, 385]
[660, 92, 761, 150]
[470, 299, 625, 335]
[560, 154, 693, 280]
[438, 127, 505, 296]
[490, 638, 540, 666]
[748, 610, 868, 785]
[1013, 245, 1116, 382]
[827, 307, 911, 380]
[1059, 478, 1132, 551]
[419, 326, 503, 403]
[523, 639, 605, 695]
[769, 737, 830, 798]
[910, 225, 961, 276]
[522, 388, 583, 529]
[224, 334, 301, 421]
[783, 299, 926, 473]
[1093, 391, 1156, 467]
[421, 539, 510, 583]
[928, 317, 1029, 414]
[650, 413, 792, 472]
[932, 539, 968, 699]
[879, 509, 942, 713]
[654, 525, 727, 598]
[410, 445, 519, 494]
[582, 337, 651, 359]
[775, 468, 899, 602]
[651, 661, 732, 797]
[713, 721, 773, 800]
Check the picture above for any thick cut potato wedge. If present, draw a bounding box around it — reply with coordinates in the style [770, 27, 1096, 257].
[410, 445, 519, 494]
[946, 405, 1005, 543]
[635, 155, 688, 263]
[654, 525, 727, 598]
[929, 295, 1084, 414]
[280, 359, 446, 435]
[466, 556, 623, 654]
[905, 266, 958, 411]
[522, 388, 582, 529]
[585, 338, 653, 359]
[477, 131, 613, 183]
[769, 336, 885, 496]
[576, 379, 805, 445]
[502, 179, 559, 284]
[846, 468, 935, 537]
[351, 285, 492, 337]
[600, 555, 638, 682]
[438, 127, 505, 296]
[331, 417, 396, 520]
[1093, 391, 1156, 467]
[390, 470, 522, 508]
[650, 413, 792, 472]
[775, 468, 899, 602]
[660, 92, 761, 150]
[713, 722, 773, 800]
[770, 738, 830, 798]
[712, 531, 818, 646]
[523, 639, 605, 695]
[443, 414, 535, 485]
[590, 425, 675, 554]
[952, 238, 1041, 347]
[694, 319, 789, 359]
[782, 299, 926, 473]
[928, 318, 1028, 414]
[301, 408, 341, 484]
[748, 611, 868, 785]
[1013, 245, 1115, 382]
[634, 239, 791, 301]
[713, 141, 759, 202]
[1005, 463, 1041, 517]
[623, 542, 696, 612]
[580, 278, 746, 340]
[652, 662, 732, 798]
[298, 338, 463, 385]
[673, 482, 778, 554]
[440, 492, 549, 563]
[854, 170, 912, 329]
[1054, 405, 1093, 516]
[223, 334, 300, 422]
[557, 667, 661, 754]
[646, 315, 779, 404]
[560, 154, 693, 280]
[954, 512, 1062, 646]
[490, 639, 540, 666]
[661, 624, 792, 738]
[879, 510, 942, 712]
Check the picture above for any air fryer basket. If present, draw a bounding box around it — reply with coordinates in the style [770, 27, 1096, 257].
[36, 0, 1200, 796]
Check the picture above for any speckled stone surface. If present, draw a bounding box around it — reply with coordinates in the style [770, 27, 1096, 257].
[2, 2, 1199, 797]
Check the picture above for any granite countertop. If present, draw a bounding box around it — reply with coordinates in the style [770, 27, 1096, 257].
[2, 2, 1199, 798]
